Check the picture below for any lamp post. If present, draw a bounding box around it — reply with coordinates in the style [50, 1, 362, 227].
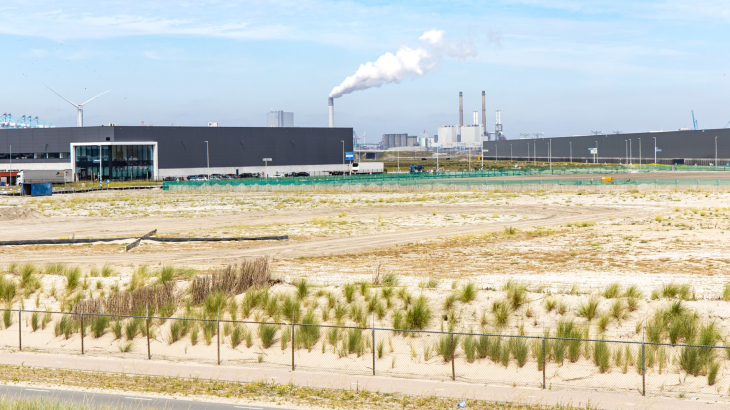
[341, 140, 345, 178]
[533, 141, 536, 165]
[510, 144, 513, 162]
[436, 146, 439, 172]
[8, 144, 11, 185]
[527, 143, 530, 165]
[715, 136, 718, 169]
[569, 141, 572, 164]
[625, 140, 628, 165]
[653, 137, 657, 168]
[204, 141, 209, 180]
[99, 145, 103, 188]
[638, 138, 641, 168]
[629, 139, 632, 165]
[595, 141, 598, 164]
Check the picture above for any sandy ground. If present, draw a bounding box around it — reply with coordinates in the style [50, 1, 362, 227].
[3, 183, 730, 401]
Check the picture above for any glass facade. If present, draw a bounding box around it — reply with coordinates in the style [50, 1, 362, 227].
[74, 145, 154, 181]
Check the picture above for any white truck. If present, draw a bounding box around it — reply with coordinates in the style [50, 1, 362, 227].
[351, 162, 384, 174]
[17, 170, 73, 184]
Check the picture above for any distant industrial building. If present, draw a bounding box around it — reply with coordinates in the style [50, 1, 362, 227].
[482, 128, 730, 165]
[381, 133, 417, 148]
[267, 111, 294, 128]
[0, 126, 352, 181]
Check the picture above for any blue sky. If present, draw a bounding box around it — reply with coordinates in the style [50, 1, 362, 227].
[1, 0, 729, 140]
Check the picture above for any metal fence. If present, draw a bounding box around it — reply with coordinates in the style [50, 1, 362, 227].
[1, 308, 728, 399]
[162, 165, 730, 190]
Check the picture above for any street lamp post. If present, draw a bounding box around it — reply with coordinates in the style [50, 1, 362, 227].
[204, 141, 210, 180]
[510, 144, 513, 162]
[653, 137, 657, 168]
[629, 139, 632, 165]
[548, 140, 552, 171]
[527, 143, 530, 165]
[595, 141, 598, 164]
[99, 145, 103, 188]
[8, 144, 11, 185]
[625, 140, 628, 165]
[638, 138, 641, 168]
[715, 136, 718, 168]
[436, 146, 439, 172]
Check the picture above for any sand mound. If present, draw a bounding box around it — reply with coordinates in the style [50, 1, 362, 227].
[0, 207, 46, 221]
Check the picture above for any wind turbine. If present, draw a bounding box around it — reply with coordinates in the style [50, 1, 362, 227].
[46, 87, 110, 127]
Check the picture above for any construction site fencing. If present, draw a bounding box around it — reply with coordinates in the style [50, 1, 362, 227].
[1, 307, 729, 399]
[164, 177, 730, 191]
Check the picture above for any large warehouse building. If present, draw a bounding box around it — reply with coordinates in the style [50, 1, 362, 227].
[482, 128, 730, 165]
[0, 126, 353, 181]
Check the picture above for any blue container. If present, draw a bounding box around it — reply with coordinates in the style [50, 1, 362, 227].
[31, 182, 52, 196]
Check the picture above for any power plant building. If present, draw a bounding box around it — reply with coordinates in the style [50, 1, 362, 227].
[0, 126, 353, 180]
[267, 111, 294, 128]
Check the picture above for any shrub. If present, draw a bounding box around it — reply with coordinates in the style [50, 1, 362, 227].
[443, 294, 457, 310]
[334, 304, 347, 325]
[626, 297, 639, 312]
[404, 296, 431, 330]
[506, 283, 528, 310]
[296, 279, 309, 299]
[296, 311, 320, 351]
[111, 320, 122, 339]
[392, 311, 404, 333]
[168, 319, 189, 344]
[437, 333, 459, 362]
[708, 362, 720, 386]
[125, 319, 140, 340]
[280, 326, 291, 350]
[101, 263, 116, 277]
[382, 273, 399, 287]
[346, 328, 365, 356]
[3, 308, 12, 329]
[723, 283, 730, 301]
[264, 295, 279, 318]
[190, 325, 199, 345]
[358, 282, 370, 297]
[556, 319, 582, 363]
[157, 266, 175, 284]
[65, 267, 81, 290]
[509, 337, 529, 368]
[492, 300, 510, 328]
[577, 296, 600, 321]
[475, 334, 490, 359]
[129, 265, 149, 291]
[203, 292, 226, 318]
[597, 311, 612, 333]
[31, 312, 39, 332]
[19, 263, 40, 291]
[230, 324, 244, 348]
[90, 315, 110, 338]
[462, 335, 476, 363]
[259, 323, 278, 348]
[593, 339, 610, 373]
[54, 315, 77, 339]
[544, 298, 557, 312]
[623, 285, 642, 299]
[0, 276, 16, 303]
[602, 283, 621, 299]
[460, 282, 477, 303]
[343, 284, 356, 303]
[660, 283, 692, 300]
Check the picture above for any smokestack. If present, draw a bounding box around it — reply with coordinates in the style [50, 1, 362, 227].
[328, 97, 334, 128]
[472, 111, 478, 126]
[481, 91, 486, 131]
[459, 92, 463, 127]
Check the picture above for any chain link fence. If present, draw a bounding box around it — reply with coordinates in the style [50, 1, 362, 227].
[2, 308, 728, 399]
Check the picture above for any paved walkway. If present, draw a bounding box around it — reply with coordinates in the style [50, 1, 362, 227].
[0, 352, 728, 410]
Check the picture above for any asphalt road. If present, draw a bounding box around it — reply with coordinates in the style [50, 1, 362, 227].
[0, 385, 290, 410]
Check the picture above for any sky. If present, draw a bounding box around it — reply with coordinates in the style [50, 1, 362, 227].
[1, 0, 729, 141]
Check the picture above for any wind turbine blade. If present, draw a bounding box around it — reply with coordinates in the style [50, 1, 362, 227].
[81, 90, 111, 106]
[46, 86, 80, 108]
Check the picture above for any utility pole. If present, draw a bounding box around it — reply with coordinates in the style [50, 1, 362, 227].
[204, 141, 210, 180]
[638, 138, 641, 168]
[569, 142, 572, 164]
[653, 137, 657, 168]
[629, 139, 632, 165]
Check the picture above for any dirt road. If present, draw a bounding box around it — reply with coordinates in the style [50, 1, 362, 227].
[0, 204, 645, 267]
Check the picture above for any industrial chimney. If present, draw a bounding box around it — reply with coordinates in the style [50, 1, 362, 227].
[459, 92, 463, 127]
[481, 91, 486, 130]
[328, 97, 334, 128]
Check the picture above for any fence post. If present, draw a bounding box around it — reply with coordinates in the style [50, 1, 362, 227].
[542, 336, 546, 389]
[18, 309, 22, 351]
[146, 306, 151, 360]
[80, 306, 85, 355]
[291, 312, 296, 371]
[450, 332, 455, 381]
[642, 329, 646, 396]
[372, 317, 376, 376]
[216, 309, 221, 365]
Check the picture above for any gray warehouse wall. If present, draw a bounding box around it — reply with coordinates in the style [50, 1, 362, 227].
[112, 126, 353, 170]
[483, 129, 730, 164]
[0, 127, 112, 164]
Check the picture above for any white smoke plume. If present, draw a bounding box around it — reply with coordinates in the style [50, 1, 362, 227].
[329, 30, 475, 99]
